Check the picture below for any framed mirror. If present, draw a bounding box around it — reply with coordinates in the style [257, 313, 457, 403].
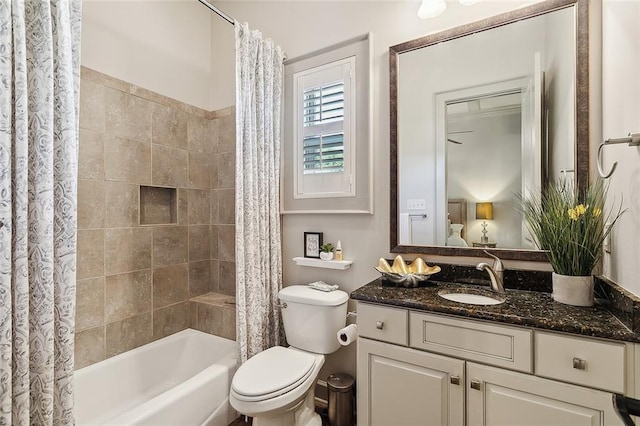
[390, 0, 589, 261]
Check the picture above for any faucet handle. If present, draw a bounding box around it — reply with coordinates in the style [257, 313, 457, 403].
[483, 250, 504, 272]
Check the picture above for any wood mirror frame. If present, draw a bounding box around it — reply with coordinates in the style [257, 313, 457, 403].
[389, 0, 589, 261]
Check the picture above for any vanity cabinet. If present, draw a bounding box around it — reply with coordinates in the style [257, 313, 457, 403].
[358, 338, 464, 426]
[357, 302, 629, 426]
[467, 362, 619, 426]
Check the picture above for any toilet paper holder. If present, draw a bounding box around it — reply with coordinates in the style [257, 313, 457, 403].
[337, 323, 358, 346]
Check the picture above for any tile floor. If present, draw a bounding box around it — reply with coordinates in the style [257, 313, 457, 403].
[229, 416, 251, 425]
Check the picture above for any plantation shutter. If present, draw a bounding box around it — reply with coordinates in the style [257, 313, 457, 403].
[302, 82, 345, 174]
[294, 57, 356, 199]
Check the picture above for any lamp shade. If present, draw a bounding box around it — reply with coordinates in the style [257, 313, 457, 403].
[475, 202, 494, 220]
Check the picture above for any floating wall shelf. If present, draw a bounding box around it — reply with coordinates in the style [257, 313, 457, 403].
[292, 257, 353, 270]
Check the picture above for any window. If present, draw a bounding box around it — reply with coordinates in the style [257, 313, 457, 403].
[293, 57, 355, 198]
[302, 133, 344, 174]
[302, 81, 345, 175]
[282, 33, 372, 214]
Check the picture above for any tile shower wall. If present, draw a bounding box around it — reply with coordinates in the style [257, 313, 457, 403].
[75, 67, 236, 369]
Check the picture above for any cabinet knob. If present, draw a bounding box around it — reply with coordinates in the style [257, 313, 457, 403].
[450, 375, 460, 385]
[470, 379, 481, 391]
[573, 357, 587, 370]
[376, 321, 384, 330]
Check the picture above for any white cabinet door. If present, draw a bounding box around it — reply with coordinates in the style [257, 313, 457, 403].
[467, 362, 623, 426]
[358, 337, 465, 426]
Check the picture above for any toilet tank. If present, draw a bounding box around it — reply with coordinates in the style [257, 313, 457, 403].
[278, 286, 349, 354]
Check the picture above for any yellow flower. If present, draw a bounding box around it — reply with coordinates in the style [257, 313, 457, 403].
[568, 207, 578, 221]
[567, 204, 587, 221]
[593, 207, 602, 217]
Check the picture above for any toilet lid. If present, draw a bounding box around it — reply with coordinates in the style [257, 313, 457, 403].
[232, 346, 316, 401]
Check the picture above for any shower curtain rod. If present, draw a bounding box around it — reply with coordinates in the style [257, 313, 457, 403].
[198, 0, 234, 26]
[197, 0, 289, 61]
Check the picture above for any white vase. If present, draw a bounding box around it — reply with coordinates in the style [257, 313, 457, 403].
[551, 273, 594, 307]
[447, 224, 468, 247]
[320, 252, 334, 261]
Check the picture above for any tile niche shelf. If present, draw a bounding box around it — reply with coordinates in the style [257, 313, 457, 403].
[140, 185, 177, 225]
[292, 257, 353, 270]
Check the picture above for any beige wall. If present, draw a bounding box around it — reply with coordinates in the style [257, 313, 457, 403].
[75, 67, 236, 369]
[602, 0, 640, 295]
[81, 0, 213, 110]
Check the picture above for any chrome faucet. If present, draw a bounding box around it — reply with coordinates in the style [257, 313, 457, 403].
[476, 251, 505, 294]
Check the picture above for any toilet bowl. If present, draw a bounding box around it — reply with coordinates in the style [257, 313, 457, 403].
[230, 285, 349, 426]
[230, 347, 324, 426]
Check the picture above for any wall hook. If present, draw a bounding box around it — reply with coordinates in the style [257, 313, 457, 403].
[597, 132, 640, 179]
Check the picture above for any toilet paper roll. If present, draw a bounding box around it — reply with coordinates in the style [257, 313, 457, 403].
[337, 324, 358, 346]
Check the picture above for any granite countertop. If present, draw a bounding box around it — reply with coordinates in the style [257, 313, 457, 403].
[351, 278, 640, 343]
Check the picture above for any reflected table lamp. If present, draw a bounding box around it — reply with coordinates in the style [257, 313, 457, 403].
[475, 202, 494, 243]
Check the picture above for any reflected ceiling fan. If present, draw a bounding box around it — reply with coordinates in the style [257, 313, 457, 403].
[447, 130, 472, 145]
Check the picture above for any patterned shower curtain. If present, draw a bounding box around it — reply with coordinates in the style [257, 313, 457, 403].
[235, 21, 284, 364]
[0, 1, 81, 424]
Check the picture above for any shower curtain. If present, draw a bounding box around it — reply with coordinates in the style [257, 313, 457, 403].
[235, 21, 284, 363]
[0, 1, 81, 424]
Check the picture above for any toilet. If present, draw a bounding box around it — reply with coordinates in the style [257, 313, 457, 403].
[230, 285, 349, 426]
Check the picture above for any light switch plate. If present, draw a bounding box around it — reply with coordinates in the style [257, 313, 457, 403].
[407, 199, 426, 210]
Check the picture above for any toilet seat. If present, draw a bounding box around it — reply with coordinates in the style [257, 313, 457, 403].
[232, 346, 317, 402]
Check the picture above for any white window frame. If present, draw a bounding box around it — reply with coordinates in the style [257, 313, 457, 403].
[281, 33, 373, 214]
[293, 57, 356, 199]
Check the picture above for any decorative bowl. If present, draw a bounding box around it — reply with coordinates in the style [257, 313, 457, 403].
[374, 255, 441, 287]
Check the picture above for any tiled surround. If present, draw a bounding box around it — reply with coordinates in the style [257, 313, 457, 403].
[75, 67, 237, 369]
[190, 292, 237, 340]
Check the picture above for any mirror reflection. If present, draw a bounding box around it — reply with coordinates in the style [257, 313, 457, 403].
[396, 5, 576, 251]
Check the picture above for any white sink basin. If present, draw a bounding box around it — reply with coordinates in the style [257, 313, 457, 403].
[438, 290, 506, 306]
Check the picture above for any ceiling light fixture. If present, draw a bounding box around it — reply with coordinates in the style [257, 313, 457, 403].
[418, 0, 447, 19]
[418, 0, 483, 19]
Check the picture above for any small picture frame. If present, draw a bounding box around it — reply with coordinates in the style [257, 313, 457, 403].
[304, 232, 323, 258]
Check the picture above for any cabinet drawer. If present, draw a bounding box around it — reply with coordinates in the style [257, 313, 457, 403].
[410, 312, 532, 372]
[535, 331, 626, 393]
[357, 303, 408, 346]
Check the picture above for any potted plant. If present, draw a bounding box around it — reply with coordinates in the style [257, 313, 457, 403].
[517, 177, 625, 306]
[320, 243, 334, 261]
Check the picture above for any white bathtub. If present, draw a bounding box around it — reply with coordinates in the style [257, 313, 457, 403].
[75, 329, 238, 426]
